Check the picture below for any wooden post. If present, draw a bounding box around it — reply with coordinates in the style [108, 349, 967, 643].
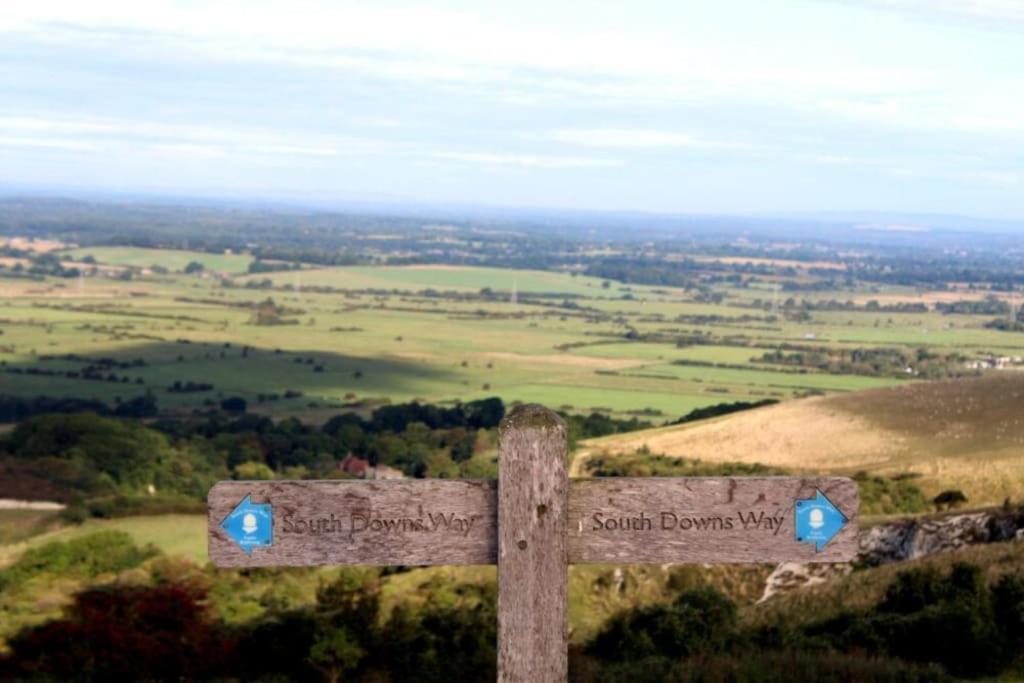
[497, 404, 569, 683]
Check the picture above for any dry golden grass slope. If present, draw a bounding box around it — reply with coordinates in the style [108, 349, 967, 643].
[576, 373, 1024, 506]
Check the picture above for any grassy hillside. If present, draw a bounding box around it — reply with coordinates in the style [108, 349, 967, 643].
[0, 514, 208, 567]
[576, 373, 1024, 506]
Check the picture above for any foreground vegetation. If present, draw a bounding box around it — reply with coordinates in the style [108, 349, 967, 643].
[1, 529, 1021, 681]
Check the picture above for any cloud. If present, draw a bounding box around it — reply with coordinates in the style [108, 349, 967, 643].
[0, 1, 935, 104]
[0, 136, 99, 151]
[0, 1, 1021, 217]
[549, 128, 746, 150]
[430, 152, 621, 169]
[0, 114, 375, 159]
[824, 0, 1024, 30]
[800, 153, 859, 165]
[971, 170, 1021, 185]
[820, 95, 1024, 135]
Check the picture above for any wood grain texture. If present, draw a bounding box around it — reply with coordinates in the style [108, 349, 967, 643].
[569, 476, 859, 564]
[208, 478, 858, 568]
[497, 405, 569, 683]
[208, 479, 496, 568]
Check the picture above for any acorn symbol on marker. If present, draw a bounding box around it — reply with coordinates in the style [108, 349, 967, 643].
[809, 508, 825, 529]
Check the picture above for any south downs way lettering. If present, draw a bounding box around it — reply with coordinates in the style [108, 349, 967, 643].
[592, 509, 786, 535]
[282, 511, 480, 537]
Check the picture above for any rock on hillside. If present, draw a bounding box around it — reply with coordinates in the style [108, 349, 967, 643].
[762, 505, 1024, 601]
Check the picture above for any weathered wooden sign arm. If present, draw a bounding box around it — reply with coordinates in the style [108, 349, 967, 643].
[209, 404, 859, 683]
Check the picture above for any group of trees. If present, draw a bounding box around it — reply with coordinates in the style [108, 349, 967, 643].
[936, 297, 1011, 316]
[150, 397, 507, 476]
[751, 297, 930, 314]
[1, 411, 216, 505]
[758, 345, 974, 379]
[0, 251, 82, 279]
[0, 393, 156, 422]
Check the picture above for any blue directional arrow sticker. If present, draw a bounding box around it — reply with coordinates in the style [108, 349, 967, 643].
[220, 495, 273, 555]
[795, 490, 847, 551]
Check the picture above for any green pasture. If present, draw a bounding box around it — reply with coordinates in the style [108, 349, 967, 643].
[625, 362, 898, 392]
[4, 259, 1013, 419]
[238, 264, 620, 296]
[0, 514, 208, 567]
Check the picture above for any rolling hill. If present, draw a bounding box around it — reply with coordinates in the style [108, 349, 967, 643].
[575, 373, 1024, 507]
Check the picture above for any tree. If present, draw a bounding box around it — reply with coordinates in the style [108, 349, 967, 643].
[221, 396, 247, 413]
[308, 627, 365, 683]
[449, 428, 476, 463]
[113, 391, 158, 418]
[307, 570, 380, 682]
[465, 397, 504, 429]
[251, 298, 285, 325]
[183, 261, 205, 274]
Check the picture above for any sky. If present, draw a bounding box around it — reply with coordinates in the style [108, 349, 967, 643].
[0, 0, 1022, 219]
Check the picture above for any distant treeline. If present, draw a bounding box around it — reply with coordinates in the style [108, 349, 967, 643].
[758, 345, 975, 379]
[672, 398, 778, 425]
[936, 297, 1012, 316]
[0, 393, 157, 422]
[749, 297, 929, 313]
[6, 197, 1024, 289]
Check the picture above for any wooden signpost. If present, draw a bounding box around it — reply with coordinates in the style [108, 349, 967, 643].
[209, 404, 859, 682]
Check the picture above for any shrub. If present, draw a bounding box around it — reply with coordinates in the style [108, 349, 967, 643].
[2, 584, 231, 680]
[220, 396, 247, 413]
[933, 490, 968, 511]
[588, 587, 738, 663]
[233, 462, 276, 480]
[0, 531, 157, 591]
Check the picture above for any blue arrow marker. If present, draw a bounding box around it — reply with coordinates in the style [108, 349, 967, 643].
[794, 490, 847, 552]
[220, 495, 273, 555]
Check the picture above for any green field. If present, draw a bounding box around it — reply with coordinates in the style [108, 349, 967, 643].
[0, 514, 208, 567]
[4, 246, 1023, 423]
[8, 249, 1024, 421]
[62, 246, 254, 274]
[239, 264, 628, 296]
